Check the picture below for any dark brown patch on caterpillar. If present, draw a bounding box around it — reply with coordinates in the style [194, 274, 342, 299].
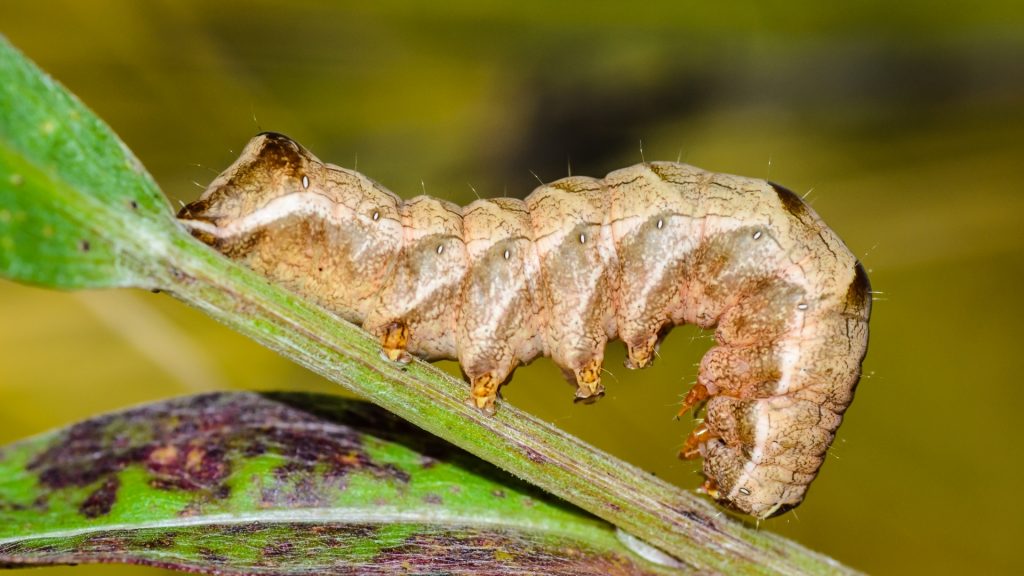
[769, 181, 812, 222]
[175, 197, 213, 223]
[254, 132, 307, 175]
[847, 261, 872, 313]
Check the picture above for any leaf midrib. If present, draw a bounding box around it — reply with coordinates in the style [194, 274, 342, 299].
[0, 506, 613, 547]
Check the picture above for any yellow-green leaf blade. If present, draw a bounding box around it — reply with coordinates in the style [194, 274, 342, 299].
[0, 34, 174, 289]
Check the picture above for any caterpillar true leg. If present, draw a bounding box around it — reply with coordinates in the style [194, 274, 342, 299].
[679, 423, 717, 460]
[677, 382, 710, 418]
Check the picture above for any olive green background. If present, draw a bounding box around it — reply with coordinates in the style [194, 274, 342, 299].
[1, 2, 1021, 574]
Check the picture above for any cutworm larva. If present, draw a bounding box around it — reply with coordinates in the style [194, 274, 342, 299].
[178, 133, 871, 518]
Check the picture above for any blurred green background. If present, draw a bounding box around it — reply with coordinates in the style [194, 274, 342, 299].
[2, 1, 1022, 574]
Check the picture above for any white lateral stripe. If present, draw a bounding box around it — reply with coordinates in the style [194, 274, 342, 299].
[179, 193, 403, 239]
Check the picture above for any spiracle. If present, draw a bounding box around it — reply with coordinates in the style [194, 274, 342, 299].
[178, 133, 871, 518]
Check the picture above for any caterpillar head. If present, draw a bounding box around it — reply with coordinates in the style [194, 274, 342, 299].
[177, 132, 317, 230]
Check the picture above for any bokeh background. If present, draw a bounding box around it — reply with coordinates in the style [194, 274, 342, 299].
[2, 2, 1022, 574]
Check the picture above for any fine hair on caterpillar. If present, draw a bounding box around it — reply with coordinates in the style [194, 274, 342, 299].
[178, 132, 871, 519]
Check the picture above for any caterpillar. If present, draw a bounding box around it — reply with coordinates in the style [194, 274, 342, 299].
[177, 133, 871, 519]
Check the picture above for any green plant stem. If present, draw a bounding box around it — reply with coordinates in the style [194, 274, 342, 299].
[149, 231, 856, 576]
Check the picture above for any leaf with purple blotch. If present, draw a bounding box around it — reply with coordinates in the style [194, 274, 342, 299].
[0, 392, 683, 575]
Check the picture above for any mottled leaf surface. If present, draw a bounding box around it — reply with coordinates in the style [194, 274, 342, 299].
[0, 392, 679, 575]
[0, 34, 176, 289]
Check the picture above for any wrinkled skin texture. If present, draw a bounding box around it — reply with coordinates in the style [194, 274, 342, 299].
[178, 133, 871, 518]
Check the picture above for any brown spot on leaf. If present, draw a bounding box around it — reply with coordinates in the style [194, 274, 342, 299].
[213, 485, 231, 500]
[0, 521, 661, 575]
[146, 444, 230, 491]
[677, 509, 718, 531]
[335, 451, 364, 468]
[196, 547, 228, 565]
[147, 445, 179, 467]
[79, 476, 119, 518]
[29, 415, 134, 489]
[167, 266, 192, 283]
[262, 540, 295, 559]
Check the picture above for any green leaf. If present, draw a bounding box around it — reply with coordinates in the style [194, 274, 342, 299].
[0, 34, 175, 289]
[0, 392, 679, 575]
